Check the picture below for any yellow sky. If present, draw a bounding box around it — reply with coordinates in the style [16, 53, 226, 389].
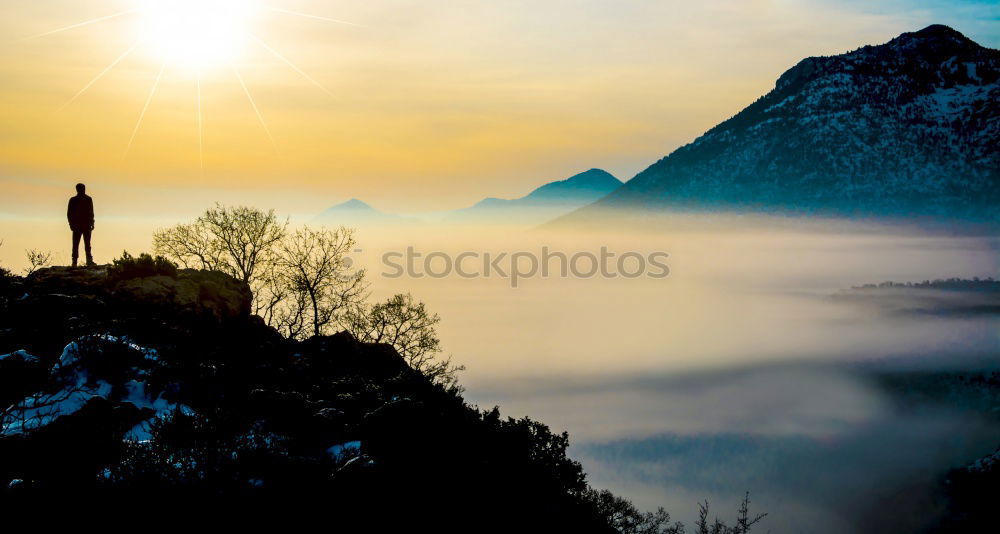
[1, 0, 997, 217]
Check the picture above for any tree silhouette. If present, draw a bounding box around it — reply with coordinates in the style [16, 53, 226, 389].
[277, 226, 367, 338]
[346, 293, 464, 390]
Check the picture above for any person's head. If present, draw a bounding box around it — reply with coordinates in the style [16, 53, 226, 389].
[75, 183, 86, 194]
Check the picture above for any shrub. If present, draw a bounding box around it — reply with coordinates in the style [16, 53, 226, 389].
[24, 249, 53, 275]
[108, 251, 178, 281]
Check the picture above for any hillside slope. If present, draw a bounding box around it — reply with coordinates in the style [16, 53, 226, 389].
[0, 266, 614, 528]
[564, 25, 999, 223]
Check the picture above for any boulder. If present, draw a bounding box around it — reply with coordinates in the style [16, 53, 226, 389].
[26, 265, 109, 295]
[300, 331, 416, 381]
[25, 266, 252, 324]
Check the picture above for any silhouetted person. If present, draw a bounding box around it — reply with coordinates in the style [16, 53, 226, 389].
[67, 183, 95, 267]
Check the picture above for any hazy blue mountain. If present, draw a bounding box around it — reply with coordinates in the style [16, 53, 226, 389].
[314, 198, 416, 226]
[560, 25, 1000, 224]
[449, 169, 622, 224]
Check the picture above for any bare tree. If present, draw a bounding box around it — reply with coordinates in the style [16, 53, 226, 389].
[251, 261, 289, 327]
[152, 207, 458, 380]
[695, 493, 766, 534]
[584, 488, 684, 534]
[733, 492, 767, 534]
[199, 204, 286, 284]
[153, 220, 225, 271]
[153, 207, 370, 338]
[154, 204, 288, 319]
[278, 225, 367, 338]
[254, 262, 309, 339]
[345, 293, 464, 390]
[24, 249, 54, 275]
[153, 204, 286, 284]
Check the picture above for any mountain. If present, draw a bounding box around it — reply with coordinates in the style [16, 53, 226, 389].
[494, 168, 623, 207]
[313, 170, 622, 227]
[560, 25, 1000, 225]
[0, 265, 615, 527]
[448, 169, 622, 224]
[314, 198, 416, 227]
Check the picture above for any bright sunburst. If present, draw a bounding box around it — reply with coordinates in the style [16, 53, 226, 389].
[23, 1, 359, 165]
[138, 0, 258, 72]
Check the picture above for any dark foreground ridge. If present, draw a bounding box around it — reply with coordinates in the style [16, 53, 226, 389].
[0, 265, 737, 530]
[0, 266, 600, 526]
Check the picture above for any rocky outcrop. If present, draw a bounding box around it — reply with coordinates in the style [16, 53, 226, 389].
[0, 267, 608, 531]
[25, 266, 251, 323]
[0, 266, 253, 360]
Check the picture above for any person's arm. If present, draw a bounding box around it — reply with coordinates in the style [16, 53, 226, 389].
[67, 198, 74, 227]
[87, 197, 95, 230]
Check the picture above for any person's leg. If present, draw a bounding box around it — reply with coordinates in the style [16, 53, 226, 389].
[72, 230, 82, 267]
[83, 229, 93, 265]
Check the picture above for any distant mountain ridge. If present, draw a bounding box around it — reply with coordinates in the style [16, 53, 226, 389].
[315, 198, 415, 226]
[315, 169, 623, 227]
[449, 169, 622, 223]
[562, 25, 1000, 223]
[471, 168, 622, 208]
[325, 198, 377, 213]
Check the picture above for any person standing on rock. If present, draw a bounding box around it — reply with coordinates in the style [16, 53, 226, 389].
[67, 182, 95, 267]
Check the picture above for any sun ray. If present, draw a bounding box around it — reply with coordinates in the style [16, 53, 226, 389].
[197, 76, 204, 170]
[124, 63, 166, 161]
[251, 34, 334, 97]
[265, 6, 364, 28]
[58, 43, 139, 112]
[231, 64, 277, 150]
[17, 9, 138, 42]
[25, 2, 364, 163]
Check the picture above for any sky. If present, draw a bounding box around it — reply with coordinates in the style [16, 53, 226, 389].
[1, 5, 998, 525]
[0, 0, 998, 222]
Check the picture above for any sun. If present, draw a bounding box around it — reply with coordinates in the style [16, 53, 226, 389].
[22, 1, 360, 164]
[138, 0, 259, 73]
